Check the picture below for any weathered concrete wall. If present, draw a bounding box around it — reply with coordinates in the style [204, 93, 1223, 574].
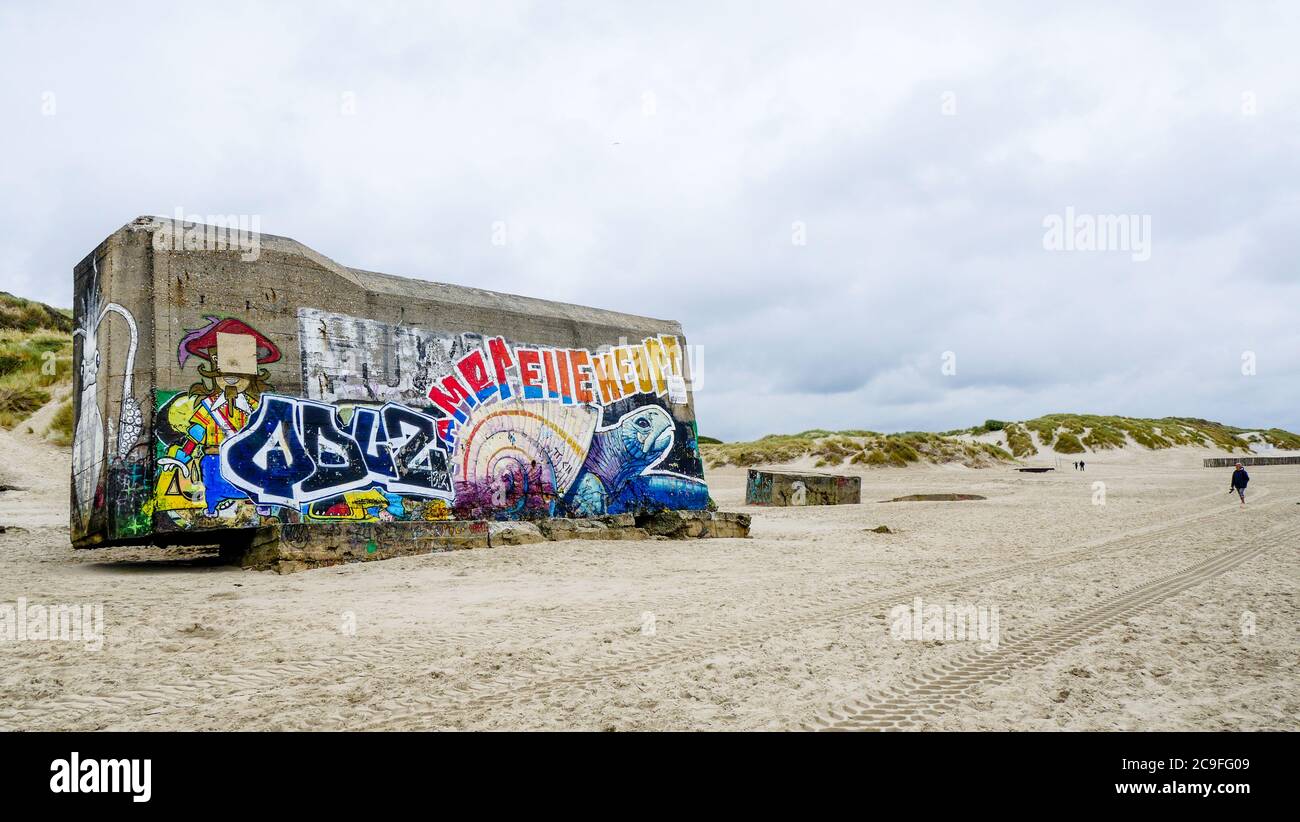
[240, 511, 751, 573]
[745, 469, 861, 506]
[70, 217, 709, 548]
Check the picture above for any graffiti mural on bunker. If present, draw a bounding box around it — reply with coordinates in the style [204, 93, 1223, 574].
[152, 317, 281, 523]
[148, 310, 707, 532]
[71, 257, 143, 537]
[426, 332, 708, 518]
[297, 308, 707, 519]
[150, 316, 455, 528]
[298, 307, 483, 405]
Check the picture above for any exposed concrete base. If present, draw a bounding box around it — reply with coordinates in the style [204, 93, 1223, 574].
[539, 514, 648, 541]
[636, 509, 751, 539]
[239, 511, 751, 573]
[243, 520, 490, 573]
[746, 468, 861, 506]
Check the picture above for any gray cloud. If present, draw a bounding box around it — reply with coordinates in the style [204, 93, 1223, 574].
[2, 1, 1296, 441]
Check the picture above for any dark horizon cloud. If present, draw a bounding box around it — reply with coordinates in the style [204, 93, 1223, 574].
[2, 1, 1296, 441]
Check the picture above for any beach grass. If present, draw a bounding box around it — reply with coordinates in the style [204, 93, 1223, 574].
[703, 412, 1297, 469]
[0, 293, 75, 430]
[703, 429, 1014, 469]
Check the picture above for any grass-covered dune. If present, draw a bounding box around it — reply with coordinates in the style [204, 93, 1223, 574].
[961, 414, 1300, 458]
[702, 414, 1300, 469]
[0, 291, 74, 441]
[701, 430, 1013, 469]
[0, 290, 72, 334]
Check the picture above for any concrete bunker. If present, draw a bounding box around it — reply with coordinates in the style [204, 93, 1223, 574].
[70, 217, 746, 566]
[745, 468, 861, 506]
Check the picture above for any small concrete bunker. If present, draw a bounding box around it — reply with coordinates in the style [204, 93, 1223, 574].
[70, 217, 745, 567]
[745, 468, 861, 506]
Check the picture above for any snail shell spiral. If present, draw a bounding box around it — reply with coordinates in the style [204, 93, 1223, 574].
[450, 398, 598, 515]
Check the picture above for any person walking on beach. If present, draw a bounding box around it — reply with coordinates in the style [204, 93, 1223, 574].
[1230, 462, 1250, 506]
[1079, 460, 1085, 471]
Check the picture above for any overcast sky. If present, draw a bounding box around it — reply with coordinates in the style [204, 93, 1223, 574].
[2, 2, 1297, 440]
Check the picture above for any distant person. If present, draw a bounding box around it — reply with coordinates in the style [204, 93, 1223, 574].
[1230, 462, 1250, 506]
[1079, 460, 1085, 471]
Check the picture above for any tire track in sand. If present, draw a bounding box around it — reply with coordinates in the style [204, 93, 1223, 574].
[807, 517, 1297, 731]
[349, 491, 1269, 729]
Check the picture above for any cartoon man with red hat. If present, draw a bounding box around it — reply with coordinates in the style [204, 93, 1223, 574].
[158, 318, 280, 516]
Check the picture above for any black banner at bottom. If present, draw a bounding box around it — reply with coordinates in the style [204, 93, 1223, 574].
[0, 731, 1285, 810]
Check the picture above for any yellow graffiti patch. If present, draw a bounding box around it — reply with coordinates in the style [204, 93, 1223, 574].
[166, 394, 198, 435]
[150, 465, 205, 513]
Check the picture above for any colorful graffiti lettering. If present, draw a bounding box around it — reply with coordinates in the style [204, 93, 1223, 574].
[221, 396, 452, 506]
[151, 392, 456, 527]
[426, 334, 687, 449]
